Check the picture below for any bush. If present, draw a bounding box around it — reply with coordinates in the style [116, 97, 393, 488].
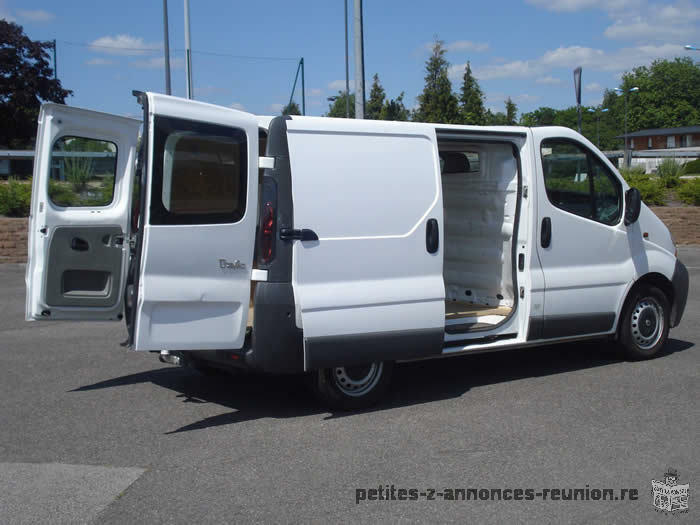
[677, 178, 700, 205]
[683, 158, 700, 175]
[619, 166, 646, 178]
[620, 172, 667, 206]
[64, 156, 94, 192]
[48, 179, 76, 207]
[0, 178, 32, 217]
[656, 158, 685, 188]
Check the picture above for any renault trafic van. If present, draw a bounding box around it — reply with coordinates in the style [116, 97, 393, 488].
[25, 92, 689, 409]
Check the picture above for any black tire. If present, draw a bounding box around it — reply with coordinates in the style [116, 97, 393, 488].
[619, 285, 670, 360]
[311, 361, 393, 411]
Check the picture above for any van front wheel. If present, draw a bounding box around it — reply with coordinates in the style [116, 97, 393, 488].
[620, 285, 670, 360]
[312, 361, 393, 410]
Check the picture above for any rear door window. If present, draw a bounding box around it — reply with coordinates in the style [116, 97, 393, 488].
[49, 136, 117, 207]
[150, 116, 247, 225]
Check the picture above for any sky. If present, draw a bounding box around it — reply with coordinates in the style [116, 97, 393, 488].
[2, 0, 699, 119]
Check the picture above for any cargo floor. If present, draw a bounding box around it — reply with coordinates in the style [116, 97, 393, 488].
[445, 300, 511, 320]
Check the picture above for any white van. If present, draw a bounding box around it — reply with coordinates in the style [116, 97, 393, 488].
[25, 92, 689, 409]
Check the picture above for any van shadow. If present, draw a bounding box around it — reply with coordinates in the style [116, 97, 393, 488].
[71, 338, 693, 434]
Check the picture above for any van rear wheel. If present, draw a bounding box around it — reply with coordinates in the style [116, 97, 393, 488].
[620, 285, 670, 360]
[312, 361, 393, 410]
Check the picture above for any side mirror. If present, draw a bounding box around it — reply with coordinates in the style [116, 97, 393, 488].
[624, 187, 641, 226]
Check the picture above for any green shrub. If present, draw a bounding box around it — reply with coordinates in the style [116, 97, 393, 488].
[683, 158, 700, 175]
[677, 178, 700, 205]
[0, 177, 32, 217]
[656, 158, 685, 188]
[621, 172, 667, 206]
[48, 179, 77, 207]
[64, 156, 94, 192]
[619, 165, 646, 178]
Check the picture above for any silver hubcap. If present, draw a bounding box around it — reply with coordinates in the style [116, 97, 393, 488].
[631, 297, 664, 350]
[332, 362, 383, 397]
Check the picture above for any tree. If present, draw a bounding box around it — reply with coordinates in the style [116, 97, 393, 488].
[413, 38, 460, 124]
[366, 73, 386, 120]
[281, 101, 301, 115]
[380, 92, 410, 121]
[519, 106, 557, 127]
[0, 20, 72, 148]
[325, 91, 355, 118]
[518, 58, 700, 150]
[505, 97, 518, 125]
[485, 109, 507, 126]
[459, 61, 485, 125]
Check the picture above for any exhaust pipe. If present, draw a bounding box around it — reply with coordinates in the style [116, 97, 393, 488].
[159, 350, 182, 366]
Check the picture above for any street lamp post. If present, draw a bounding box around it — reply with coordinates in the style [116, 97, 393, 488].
[684, 45, 699, 51]
[587, 107, 609, 148]
[614, 86, 639, 168]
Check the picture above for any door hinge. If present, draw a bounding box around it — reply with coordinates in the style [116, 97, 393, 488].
[39, 226, 47, 235]
[523, 185, 528, 198]
[520, 286, 525, 299]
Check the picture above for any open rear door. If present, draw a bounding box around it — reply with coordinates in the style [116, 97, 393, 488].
[26, 104, 140, 321]
[132, 93, 259, 351]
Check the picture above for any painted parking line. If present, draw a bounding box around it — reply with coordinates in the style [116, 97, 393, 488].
[0, 462, 145, 524]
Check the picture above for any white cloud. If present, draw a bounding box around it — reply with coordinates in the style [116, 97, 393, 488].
[514, 94, 540, 103]
[267, 103, 285, 114]
[536, 75, 562, 84]
[86, 58, 113, 66]
[446, 40, 489, 53]
[90, 34, 160, 56]
[526, 0, 642, 12]
[604, 2, 700, 41]
[468, 60, 538, 80]
[308, 88, 322, 96]
[585, 82, 602, 91]
[229, 102, 246, 111]
[465, 42, 682, 82]
[131, 56, 184, 69]
[16, 9, 54, 22]
[328, 79, 352, 91]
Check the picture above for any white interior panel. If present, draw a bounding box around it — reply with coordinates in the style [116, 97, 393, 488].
[441, 143, 518, 308]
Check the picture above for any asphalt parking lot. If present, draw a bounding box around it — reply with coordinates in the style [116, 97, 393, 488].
[1, 249, 698, 524]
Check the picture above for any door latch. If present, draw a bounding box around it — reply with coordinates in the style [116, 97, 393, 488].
[279, 228, 319, 241]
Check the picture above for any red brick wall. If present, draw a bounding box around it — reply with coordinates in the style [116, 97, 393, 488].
[631, 133, 700, 150]
[0, 218, 28, 263]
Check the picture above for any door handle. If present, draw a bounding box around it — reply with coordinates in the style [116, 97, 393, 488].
[279, 228, 319, 241]
[541, 217, 552, 248]
[71, 237, 89, 251]
[426, 218, 439, 254]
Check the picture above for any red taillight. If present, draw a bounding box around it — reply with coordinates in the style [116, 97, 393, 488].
[260, 201, 275, 264]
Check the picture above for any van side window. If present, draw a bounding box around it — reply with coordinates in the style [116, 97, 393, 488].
[150, 116, 247, 225]
[48, 136, 117, 207]
[541, 139, 622, 225]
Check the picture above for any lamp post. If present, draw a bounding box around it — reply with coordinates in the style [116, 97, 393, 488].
[587, 107, 609, 148]
[614, 86, 639, 167]
[684, 44, 699, 50]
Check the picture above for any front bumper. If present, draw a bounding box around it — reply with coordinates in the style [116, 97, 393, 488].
[670, 259, 689, 328]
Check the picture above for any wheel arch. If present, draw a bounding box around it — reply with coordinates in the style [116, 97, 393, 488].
[616, 272, 674, 339]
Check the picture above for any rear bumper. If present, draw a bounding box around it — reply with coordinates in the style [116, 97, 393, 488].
[670, 259, 689, 328]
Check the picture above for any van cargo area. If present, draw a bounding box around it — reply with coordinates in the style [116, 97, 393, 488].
[439, 141, 519, 331]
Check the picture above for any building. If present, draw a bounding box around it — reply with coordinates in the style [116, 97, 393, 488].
[618, 125, 700, 150]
